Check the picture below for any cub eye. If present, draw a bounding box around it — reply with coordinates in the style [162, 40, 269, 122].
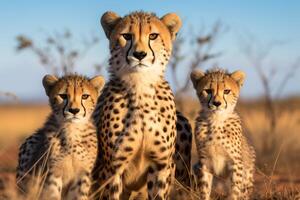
[224, 89, 231, 94]
[59, 94, 67, 100]
[149, 33, 159, 40]
[82, 94, 90, 100]
[205, 89, 212, 94]
[121, 33, 132, 41]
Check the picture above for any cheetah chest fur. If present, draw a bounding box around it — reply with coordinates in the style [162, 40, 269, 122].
[98, 79, 177, 187]
[49, 122, 97, 181]
[196, 114, 244, 175]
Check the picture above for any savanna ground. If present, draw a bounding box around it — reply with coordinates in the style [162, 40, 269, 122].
[0, 97, 299, 199]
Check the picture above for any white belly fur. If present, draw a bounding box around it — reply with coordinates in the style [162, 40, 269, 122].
[208, 145, 228, 176]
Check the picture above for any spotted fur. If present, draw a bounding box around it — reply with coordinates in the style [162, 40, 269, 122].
[92, 11, 192, 200]
[191, 68, 255, 200]
[16, 74, 105, 200]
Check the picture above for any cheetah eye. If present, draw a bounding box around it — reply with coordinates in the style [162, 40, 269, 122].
[205, 89, 212, 94]
[149, 33, 159, 40]
[224, 89, 231, 94]
[59, 94, 68, 100]
[82, 94, 90, 100]
[121, 33, 132, 41]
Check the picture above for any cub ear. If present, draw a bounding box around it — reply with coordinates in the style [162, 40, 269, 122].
[101, 11, 121, 39]
[43, 75, 58, 96]
[90, 75, 105, 93]
[160, 13, 182, 40]
[190, 70, 205, 89]
[230, 70, 246, 87]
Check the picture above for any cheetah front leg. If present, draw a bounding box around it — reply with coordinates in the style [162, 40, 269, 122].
[198, 163, 213, 200]
[228, 160, 244, 200]
[41, 170, 63, 200]
[241, 168, 254, 200]
[103, 170, 122, 200]
[100, 154, 130, 200]
[147, 161, 173, 200]
[98, 163, 123, 200]
[66, 171, 91, 200]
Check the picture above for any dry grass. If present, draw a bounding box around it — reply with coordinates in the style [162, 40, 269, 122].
[0, 104, 49, 145]
[177, 97, 300, 199]
[0, 98, 300, 199]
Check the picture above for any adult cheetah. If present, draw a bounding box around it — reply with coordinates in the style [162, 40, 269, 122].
[16, 74, 105, 200]
[93, 11, 192, 200]
[191, 68, 255, 200]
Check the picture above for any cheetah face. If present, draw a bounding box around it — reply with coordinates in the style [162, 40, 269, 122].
[43, 75, 105, 122]
[191, 69, 245, 113]
[101, 11, 181, 77]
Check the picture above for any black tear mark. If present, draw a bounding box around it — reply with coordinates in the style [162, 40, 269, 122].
[148, 38, 155, 64]
[81, 97, 86, 117]
[62, 98, 68, 118]
[126, 39, 132, 65]
[223, 94, 227, 109]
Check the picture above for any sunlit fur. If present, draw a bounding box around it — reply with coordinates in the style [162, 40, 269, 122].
[43, 74, 104, 123]
[16, 74, 105, 199]
[191, 68, 245, 117]
[191, 68, 255, 200]
[102, 11, 181, 90]
[94, 11, 187, 200]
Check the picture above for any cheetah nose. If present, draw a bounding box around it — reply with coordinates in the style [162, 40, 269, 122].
[68, 108, 80, 115]
[213, 101, 222, 107]
[133, 51, 147, 60]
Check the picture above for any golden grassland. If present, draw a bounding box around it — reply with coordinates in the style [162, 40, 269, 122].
[0, 97, 299, 199]
[177, 97, 300, 199]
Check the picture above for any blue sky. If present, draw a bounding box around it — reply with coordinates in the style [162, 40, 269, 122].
[0, 0, 299, 101]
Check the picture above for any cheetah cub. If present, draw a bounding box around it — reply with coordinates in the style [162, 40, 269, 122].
[191, 69, 255, 200]
[16, 74, 105, 200]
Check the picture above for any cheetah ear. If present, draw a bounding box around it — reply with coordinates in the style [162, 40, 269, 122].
[90, 75, 105, 93]
[101, 11, 121, 39]
[190, 70, 205, 89]
[230, 70, 246, 87]
[161, 13, 182, 40]
[43, 75, 58, 96]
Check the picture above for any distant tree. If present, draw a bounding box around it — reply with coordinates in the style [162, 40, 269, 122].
[169, 21, 227, 112]
[16, 29, 103, 75]
[0, 91, 18, 102]
[169, 21, 226, 96]
[240, 34, 300, 156]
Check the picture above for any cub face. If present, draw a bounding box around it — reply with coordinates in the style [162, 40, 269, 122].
[43, 74, 105, 122]
[101, 11, 181, 76]
[191, 69, 245, 113]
